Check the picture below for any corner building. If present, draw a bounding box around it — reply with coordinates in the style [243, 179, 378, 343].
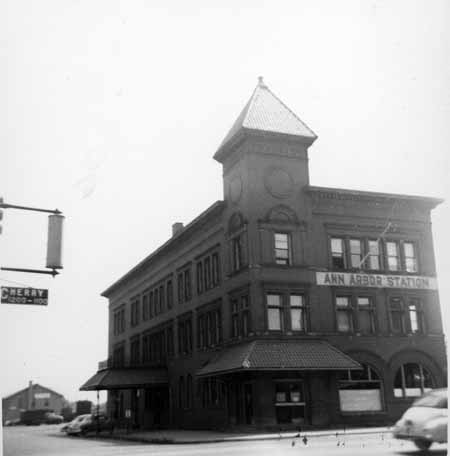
[81, 79, 447, 430]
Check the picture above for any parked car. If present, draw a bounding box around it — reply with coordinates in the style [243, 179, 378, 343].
[393, 388, 448, 450]
[63, 414, 91, 435]
[44, 412, 64, 424]
[65, 414, 112, 436]
[4, 419, 21, 426]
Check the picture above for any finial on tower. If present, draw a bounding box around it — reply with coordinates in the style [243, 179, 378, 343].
[258, 76, 267, 88]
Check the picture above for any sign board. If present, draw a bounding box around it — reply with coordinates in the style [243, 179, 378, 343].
[339, 389, 382, 412]
[316, 272, 438, 290]
[34, 393, 50, 399]
[1, 287, 48, 305]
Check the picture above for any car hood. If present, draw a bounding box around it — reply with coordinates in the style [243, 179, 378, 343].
[401, 406, 446, 424]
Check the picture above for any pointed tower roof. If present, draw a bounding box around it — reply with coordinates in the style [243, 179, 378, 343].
[214, 77, 317, 162]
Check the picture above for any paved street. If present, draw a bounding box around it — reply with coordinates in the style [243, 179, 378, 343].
[3, 425, 448, 456]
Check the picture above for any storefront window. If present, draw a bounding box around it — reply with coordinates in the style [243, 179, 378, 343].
[338, 364, 383, 412]
[275, 382, 306, 424]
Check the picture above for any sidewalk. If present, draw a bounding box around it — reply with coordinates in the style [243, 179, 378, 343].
[83, 425, 392, 444]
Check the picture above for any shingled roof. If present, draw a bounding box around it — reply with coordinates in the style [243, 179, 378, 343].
[214, 77, 317, 162]
[197, 339, 361, 377]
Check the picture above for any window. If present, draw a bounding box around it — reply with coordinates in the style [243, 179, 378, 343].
[186, 375, 193, 409]
[336, 296, 353, 332]
[386, 241, 400, 271]
[113, 306, 126, 335]
[113, 344, 125, 367]
[232, 236, 243, 271]
[338, 364, 383, 412]
[184, 269, 191, 302]
[196, 263, 203, 294]
[166, 326, 174, 358]
[267, 294, 283, 331]
[166, 281, 173, 310]
[356, 297, 375, 334]
[274, 233, 291, 265]
[389, 298, 405, 333]
[201, 378, 224, 408]
[131, 297, 140, 327]
[178, 377, 185, 409]
[289, 295, 306, 331]
[198, 306, 222, 349]
[142, 293, 149, 321]
[331, 238, 345, 269]
[153, 288, 159, 315]
[149, 291, 154, 318]
[178, 317, 193, 355]
[408, 298, 424, 333]
[368, 240, 381, 270]
[130, 337, 140, 365]
[158, 285, 164, 314]
[403, 242, 418, 273]
[177, 273, 184, 304]
[212, 253, 220, 286]
[394, 363, 433, 398]
[231, 294, 251, 338]
[350, 239, 363, 268]
[204, 257, 211, 290]
[275, 382, 306, 425]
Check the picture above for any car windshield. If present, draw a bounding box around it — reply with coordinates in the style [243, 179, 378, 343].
[414, 393, 447, 408]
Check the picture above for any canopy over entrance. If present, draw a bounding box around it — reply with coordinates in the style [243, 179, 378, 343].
[80, 368, 168, 391]
[197, 339, 361, 377]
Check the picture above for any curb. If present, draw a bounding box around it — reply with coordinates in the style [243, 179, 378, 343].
[82, 427, 391, 445]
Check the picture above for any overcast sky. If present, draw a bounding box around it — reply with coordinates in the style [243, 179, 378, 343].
[1, 0, 449, 405]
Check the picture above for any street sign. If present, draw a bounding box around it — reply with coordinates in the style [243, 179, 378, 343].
[1, 287, 48, 305]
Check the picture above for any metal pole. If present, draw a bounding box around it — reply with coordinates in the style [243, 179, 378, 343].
[0, 202, 62, 215]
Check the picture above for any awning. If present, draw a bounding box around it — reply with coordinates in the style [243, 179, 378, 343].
[80, 368, 168, 391]
[197, 339, 361, 377]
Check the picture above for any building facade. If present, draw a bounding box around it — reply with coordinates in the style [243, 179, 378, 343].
[81, 79, 447, 430]
[2, 381, 66, 424]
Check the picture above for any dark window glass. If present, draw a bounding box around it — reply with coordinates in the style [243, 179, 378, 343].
[197, 262, 203, 294]
[232, 236, 242, 271]
[331, 238, 345, 269]
[357, 296, 375, 333]
[166, 281, 173, 310]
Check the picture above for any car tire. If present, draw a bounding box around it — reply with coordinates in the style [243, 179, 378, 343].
[414, 439, 432, 450]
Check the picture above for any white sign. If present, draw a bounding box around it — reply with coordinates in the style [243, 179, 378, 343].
[34, 393, 50, 399]
[339, 389, 382, 412]
[316, 272, 438, 290]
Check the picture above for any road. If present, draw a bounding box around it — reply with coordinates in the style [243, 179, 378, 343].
[3, 425, 448, 456]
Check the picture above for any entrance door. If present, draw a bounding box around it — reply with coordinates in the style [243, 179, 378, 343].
[131, 389, 139, 428]
[230, 382, 253, 425]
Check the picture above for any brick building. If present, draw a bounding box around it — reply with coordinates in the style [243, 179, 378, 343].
[81, 78, 447, 430]
[2, 381, 66, 424]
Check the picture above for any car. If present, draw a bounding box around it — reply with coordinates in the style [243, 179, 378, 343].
[393, 388, 448, 450]
[44, 412, 64, 424]
[65, 414, 113, 436]
[4, 419, 21, 426]
[64, 414, 91, 435]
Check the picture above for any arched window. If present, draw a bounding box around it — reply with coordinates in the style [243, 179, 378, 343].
[178, 376, 185, 409]
[338, 363, 383, 412]
[394, 363, 433, 398]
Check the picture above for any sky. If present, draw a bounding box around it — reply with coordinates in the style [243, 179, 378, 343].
[1, 0, 449, 407]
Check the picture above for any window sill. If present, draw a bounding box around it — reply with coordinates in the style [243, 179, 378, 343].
[339, 410, 387, 416]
